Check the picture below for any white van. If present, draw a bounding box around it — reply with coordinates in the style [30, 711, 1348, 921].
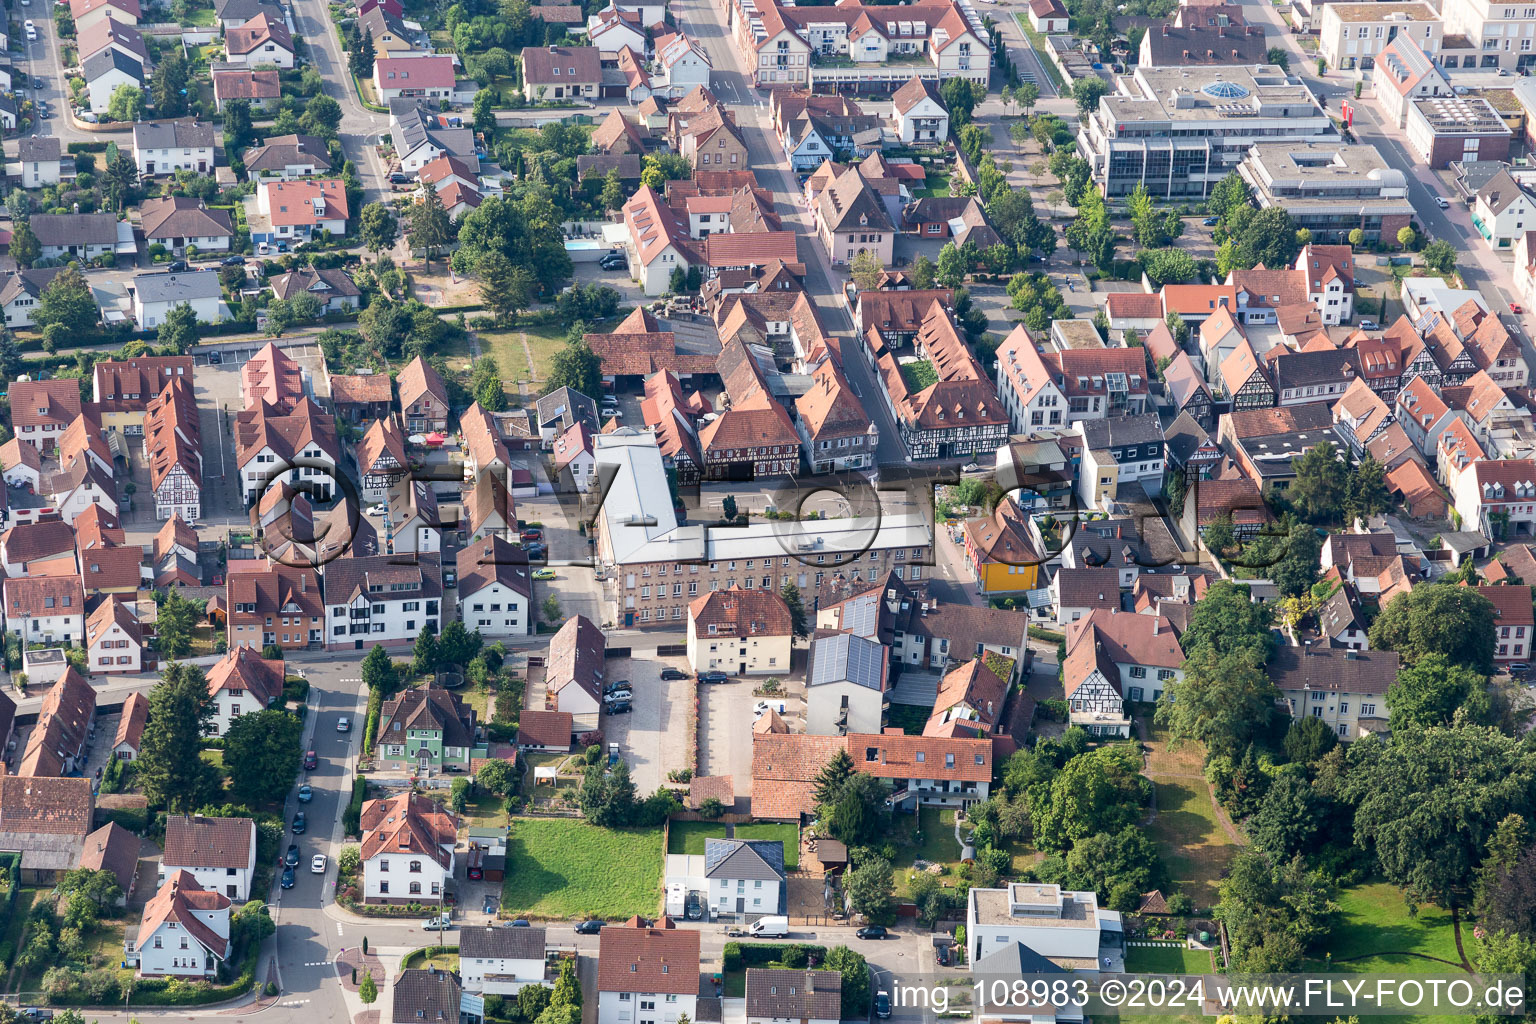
[749, 916, 789, 938]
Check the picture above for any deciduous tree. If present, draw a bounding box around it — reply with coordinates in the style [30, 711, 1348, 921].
[225, 709, 304, 805]
[1370, 583, 1497, 672]
[1386, 653, 1492, 728]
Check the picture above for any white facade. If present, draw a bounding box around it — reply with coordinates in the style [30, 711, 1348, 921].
[86, 68, 141, 114]
[134, 142, 216, 176]
[136, 907, 230, 979]
[1, 458, 40, 491]
[89, 622, 142, 674]
[804, 681, 883, 737]
[895, 94, 948, 145]
[458, 580, 530, 637]
[707, 875, 781, 918]
[161, 851, 256, 901]
[238, 442, 339, 503]
[461, 953, 546, 996]
[133, 293, 223, 332]
[596, 989, 698, 1024]
[965, 883, 1121, 966]
[20, 155, 60, 189]
[636, 242, 689, 296]
[205, 685, 270, 738]
[325, 589, 441, 651]
[1442, 0, 1536, 71]
[53, 479, 118, 526]
[362, 849, 452, 903]
[155, 464, 201, 521]
[5, 608, 85, 645]
[1475, 183, 1536, 249]
[685, 626, 792, 676]
[1318, 2, 1442, 71]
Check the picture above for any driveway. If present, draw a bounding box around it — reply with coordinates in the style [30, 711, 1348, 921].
[601, 654, 692, 794]
[697, 679, 759, 808]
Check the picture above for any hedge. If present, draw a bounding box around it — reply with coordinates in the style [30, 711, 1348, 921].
[66, 141, 110, 154]
[49, 945, 259, 1007]
[0, 852, 19, 969]
[1026, 626, 1064, 644]
[401, 945, 459, 969]
[362, 686, 384, 752]
[722, 942, 827, 973]
[342, 776, 367, 838]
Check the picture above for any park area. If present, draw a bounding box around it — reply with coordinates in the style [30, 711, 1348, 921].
[500, 818, 663, 920]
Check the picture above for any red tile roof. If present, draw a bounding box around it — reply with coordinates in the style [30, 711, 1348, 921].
[597, 919, 700, 995]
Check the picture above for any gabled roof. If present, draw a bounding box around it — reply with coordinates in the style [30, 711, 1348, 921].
[113, 690, 149, 753]
[17, 668, 96, 777]
[242, 133, 330, 172]
[331, 371, 393, 407]
[704, 837, 785, 881]
[357, 415, 408, 476]
[145, 375, 203, 495]
[359, 791, 458, 868]
[163, 814, 255, 869]
[397, 355, 449, 411]
[140, 870, 231, 961]
[78, 820, 140, 893]
[378, 686, 473, 750]
[597, 919, 700, 995]
[548, 615, 606, 703]
[205, 645, 284, 706]
[892, 74, 945, 116]
[70, 0, 140, 22]
[212, 67, 281, 101]
[520, 44, 601, 84]
[689, 585, 792, 637]
[816, 165, 893, 234]
[0, 774, 93, 835]
[234, 396, 339, 469]
[227, 11, 293, 54]
[11, 378, 83, 433]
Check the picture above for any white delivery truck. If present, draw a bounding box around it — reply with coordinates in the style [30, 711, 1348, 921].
[749, 916, 789, 938]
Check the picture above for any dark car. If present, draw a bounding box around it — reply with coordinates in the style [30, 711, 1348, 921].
[389, 172, 411, 184]
[1202, 217, 1219, 226]
[281, 867, 295, 889]
[660, 668, 688, 680]
[700, 671, 729, 684]
[575, 920, 605, 934]
[935, 945, 950, 967]
[599, 254, 627, 270]
[857, 925, 889, 940]
[875, 994, 891, 1019]
[19, 1010, 53, 1022]
[606, 700, 632, 715]
[167, 260, 189, 273]
[292, 811, 306, 834]
[221, 254, 246, 266]
[285, 844, 300, 868]
[510, 919, 531, 927]
[303, 750, 318, 770]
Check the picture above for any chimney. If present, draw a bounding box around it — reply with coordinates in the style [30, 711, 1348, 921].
[807, 974, 816, 992]
[1162, 23, 1169, 34]
[1152, 617, 1160, 635]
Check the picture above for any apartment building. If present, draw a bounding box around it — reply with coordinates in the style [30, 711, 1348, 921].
[323, 553, 442, 652]
[1077, 64, 1333, 198]
[1318, 2, 1441, 71]
[726, 0, 989, 92]
[1442, 0, 1536, 70]
[1272, 645, 1396, 739]
[1372, 35, 1453, 127]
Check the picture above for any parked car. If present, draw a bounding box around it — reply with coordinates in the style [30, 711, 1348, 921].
[297, 784, 313, 803]
[166, 260, 189, 273]
[754, 701, 785, 717]
[532, 568, 556, 580]
[1202, 216, 1219, 226]
[303, 750, 318, 770]
[700, 671, 729, 684]
[857, 925, 889, 940]
[660, 668, 689, 680]
[365, 504, 387, 517]
[1436, 196, 1451, 209]
[337, 716, 351, 733]
[599, 254, 627, 270]
[875, 994, 891, 1019]
[520, 529, 543, 542]
[1358, 319, 1379, 331]
[684, 891, 704, 920]
[603, 690, 633, 704]
[311, 854, 327, 874]
[222, 254, 247, 266]
[281, 867, 295, 889]
[510, 919, 531, 927]
[390, 173, 412, 184]
[423, 915, 454, 930]
[1511, 662, 1531, 673]
[935, 945, 950, 967]
[606, 700, 632, 715]
[292, 811, 306, 834]
[285, 844, 300, 868]
[257, 241, 271, 255]
[1512, 303, 1524, 314]
[575, 920, 605, 934]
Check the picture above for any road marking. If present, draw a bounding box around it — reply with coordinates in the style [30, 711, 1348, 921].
[338, 923, 345, 936]
[304, 961, 332, 967]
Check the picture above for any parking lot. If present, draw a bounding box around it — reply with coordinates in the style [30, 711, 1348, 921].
[698, 676, 802, 809]
[600, 653, 694, 794]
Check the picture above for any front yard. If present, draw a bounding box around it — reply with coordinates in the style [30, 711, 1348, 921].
[500, 818, 663, 920]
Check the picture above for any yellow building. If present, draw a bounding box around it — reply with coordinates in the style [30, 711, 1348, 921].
[93, 356, 195, 434]
[962, 497, 1041, 595]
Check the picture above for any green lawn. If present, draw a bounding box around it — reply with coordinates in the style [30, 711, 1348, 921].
[1012, 12, 1067, 92]
[477, 323, 567, 388]
[1145, 777, 1239, 910]
[185, 6, 216, 25]
[501, 818, 663, 919]
[915, 170, 952, 199]
[886, 703, 930, 735]
[899, 360, 938, 393]
[1323, 883, 1462, 968]
[892, 806, 962, 896]
[668, 821, 729, 855]
[735, 823, 800, 871]
[1125, 946, 1217, 974]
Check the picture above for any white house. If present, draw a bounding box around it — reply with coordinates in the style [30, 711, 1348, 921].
[49, 456, 118, 526]
[546, 615, 605, 721]
[704, 838, 785, 918]
[373, 54, 456, 102]
[359, 792, 458, 904]
[745, 970, 841, 1024]
[134, 871, 232, 980]
[651, 32, 712, 99]
[254, 178, 350, 243]
[4, 575, 86, 645]
[459, 925, 547, 995]
[1474, 169, 1536, 250]
[224, 12, 295, 66]
[132, 121, 217, 176]
[1027, 0, 1069, 32]
[965, 882, 1123, 969]
[457, 537, 533, 638]
[203, 646, 284, 737]
[891, 76, 948, 145]
[552, 421, 597, 492]
[384, 478, 444, 556]
[15, 136, 62, 189]
[804, 632, 888, 736]
[596, 921, 700, 1024]
[0, 436, 43, 490]
[623, 185, 694, 296]
[686, 587, 795, 677]
[160, 815, 257, 901]
[234, 397, 341, 504]
[86, 597, 143, 675]
[83, 49, 144, 114]
[129, 271, 224, 332]
[322, 552, 442, 652]
[356, 416, 408, 504]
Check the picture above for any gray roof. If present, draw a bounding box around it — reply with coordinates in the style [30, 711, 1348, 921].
[1267, 645, 1399, 695]
[391, 968, 461, 1024]
[972, 941, 1067, 976]
[1078, 412, 1164, 450]
[1478, 168, 1535, 217]
[16, 136, 60, 164]
[703, 838, 785, 881]
[745, 970, 841, 1021]
[0, 267, 62, 307]
[243, 133, 329, 172]
[459, 924, 546, 960]
[31, 212, 119, 247]
[83, 48, 144, 84]
[392, 105, 476, 161]
[1162, 409, 1216, 467]
[537, 386, 599, 433]
[807, 631, 886, 690]
[214, 0, 283, 20]
[133, 120, 217, 151]
[133, 270, 222, 304]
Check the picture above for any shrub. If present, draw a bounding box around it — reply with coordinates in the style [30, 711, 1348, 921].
[723, 942, 742, 973]
[342, 777, 368, 837]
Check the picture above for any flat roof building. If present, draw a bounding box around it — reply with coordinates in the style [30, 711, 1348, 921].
[1077, 64, 1334, 197]
[1238, 142, 1415, 244]
[1407, 95, 1513, 168]
[1317, 2, 1441, 72]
